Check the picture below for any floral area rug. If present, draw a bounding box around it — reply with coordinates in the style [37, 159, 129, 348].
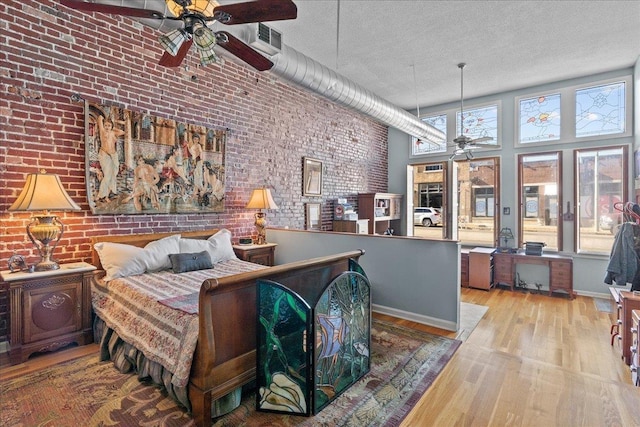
[0, 319, 460, 427]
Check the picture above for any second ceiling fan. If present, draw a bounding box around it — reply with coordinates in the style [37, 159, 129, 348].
[448, 63, 494, 160]
[60, 0, 297, 71]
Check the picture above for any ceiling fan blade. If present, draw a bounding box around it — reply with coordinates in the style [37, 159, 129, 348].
[471, 137, 493, 144]
[158, 39, 193, 67]
[215, 31, 273, 71]
[213, 0, 298, 25]
[59, 0, 167, 20]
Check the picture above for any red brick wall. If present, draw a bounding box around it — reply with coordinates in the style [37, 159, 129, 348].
[0, 1, 388, 265]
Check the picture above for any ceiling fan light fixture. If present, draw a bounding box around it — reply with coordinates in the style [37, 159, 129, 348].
[193, 26, 219, 65]
[159, 28, 190, 56]
[166, 0, 219, 18]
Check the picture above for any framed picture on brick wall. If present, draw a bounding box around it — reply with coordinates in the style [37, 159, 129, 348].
[306, 202, 322, 230]
[303, 157, 323, 197]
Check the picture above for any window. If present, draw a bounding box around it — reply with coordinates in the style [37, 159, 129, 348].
[474, 187, 494, 217]
[515, 76, 631, 147]
[457, 157, 500, 246]
[518, 152, 561, 251]
[422, 164, 443, 173]
[412, 161, 446, 239]
[575, 81, 626, 138]
[412, 102, 501, 157]
[455, 104, 499, 146]
[412, 113, 447, 156]
[417, 183, 443, 208]
[576, 146, 628, 254]
[518, 93, 561, 143]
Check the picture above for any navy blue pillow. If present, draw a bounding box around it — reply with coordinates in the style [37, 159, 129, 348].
[169, 251, 213, 273]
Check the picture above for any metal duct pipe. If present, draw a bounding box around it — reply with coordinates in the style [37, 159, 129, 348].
[78, 0, 444, 144]
[269, 45, 443, 143]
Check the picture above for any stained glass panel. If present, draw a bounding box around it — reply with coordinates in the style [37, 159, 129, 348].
[519, 93, 561, 143]
[456, 104, 498, 145]
[575, 82, 626, 138]
[412, 114, 447, 155]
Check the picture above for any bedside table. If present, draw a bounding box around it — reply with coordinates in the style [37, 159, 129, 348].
[0, 262, 97, 364]
[233, 243, 277, 266]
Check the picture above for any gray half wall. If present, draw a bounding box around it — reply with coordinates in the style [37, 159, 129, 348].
[267, 228, 460, 331]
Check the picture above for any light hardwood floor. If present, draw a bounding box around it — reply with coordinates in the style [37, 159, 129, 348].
[1, 287, 638, 426]
[396, 287, 640, 427]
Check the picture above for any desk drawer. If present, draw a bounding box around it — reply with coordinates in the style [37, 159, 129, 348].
[493, 260, 513, 282]
[550, 261, 572, 289]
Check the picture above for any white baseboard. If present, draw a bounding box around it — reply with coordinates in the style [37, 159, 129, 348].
[372, 304, 457, 332]
[0, 341, 9, 354]
[573, 290, 613, 299]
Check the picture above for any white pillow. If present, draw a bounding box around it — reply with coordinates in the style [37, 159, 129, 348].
[179, 229, 238, 265]
[94, 234, 181, 280]
[143, 234, 181, 272]
[94, 242, 146, 281]
[207, 229, 237, 263]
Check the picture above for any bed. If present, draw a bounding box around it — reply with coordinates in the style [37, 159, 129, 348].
[89, 228, 364, 426]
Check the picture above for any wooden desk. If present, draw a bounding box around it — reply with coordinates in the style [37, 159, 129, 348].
[493, 252, 574, 299]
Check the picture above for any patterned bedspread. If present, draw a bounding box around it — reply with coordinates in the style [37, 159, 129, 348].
[91, 259, 267, 387]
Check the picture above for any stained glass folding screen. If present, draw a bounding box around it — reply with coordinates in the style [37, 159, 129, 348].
[257, 259, 371, 415]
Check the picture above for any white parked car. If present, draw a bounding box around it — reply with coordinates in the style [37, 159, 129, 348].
[414, 207, 441, 227]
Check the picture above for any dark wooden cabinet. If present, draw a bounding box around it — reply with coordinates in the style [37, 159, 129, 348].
[460, 250, 469, 288]
[618, 291, 640, 365]
[631, 309, 639, 386]
[233, 243, 276, 266]
[469, 247, 495, 290]
[358, 193, 402, 235]
[333, 219, 369, 234]
[0, 262, 96, 364]
[0, 281, 8, 344]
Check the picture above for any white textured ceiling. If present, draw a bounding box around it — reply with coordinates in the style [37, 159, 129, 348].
[243, 0, 640, 111]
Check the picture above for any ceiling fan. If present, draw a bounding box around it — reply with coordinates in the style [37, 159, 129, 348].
[448, 62, 493, 160]
[59, 0, 297, 70]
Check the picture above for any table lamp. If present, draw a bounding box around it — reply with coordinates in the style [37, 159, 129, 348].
[8, 170, 81, 271]
[498, 227, 515, 252]
[246, 187, 279, 245]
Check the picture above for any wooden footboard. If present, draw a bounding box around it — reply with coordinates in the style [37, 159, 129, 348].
[90, 229, 364, 427]
[189, 249, 364, 427]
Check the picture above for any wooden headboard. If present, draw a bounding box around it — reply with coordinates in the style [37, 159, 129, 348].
[90, 229, 220, 270]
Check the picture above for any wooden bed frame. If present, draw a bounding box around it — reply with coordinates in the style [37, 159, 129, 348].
[90, 229, 364, 426]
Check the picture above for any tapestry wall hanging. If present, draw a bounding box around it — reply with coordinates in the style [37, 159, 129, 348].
[84, 102, 226, 214]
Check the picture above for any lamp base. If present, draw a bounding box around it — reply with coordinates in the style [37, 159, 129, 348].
[254, 212, 267, 245]
[34, 259, 60, 271]
[27, 214, 64, 272]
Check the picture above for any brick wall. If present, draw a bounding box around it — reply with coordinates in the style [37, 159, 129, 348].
[0, 1, 388, 265]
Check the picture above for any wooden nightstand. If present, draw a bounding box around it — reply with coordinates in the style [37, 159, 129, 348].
[233, 243, 277, 266]
[0, 262, 97, 365]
